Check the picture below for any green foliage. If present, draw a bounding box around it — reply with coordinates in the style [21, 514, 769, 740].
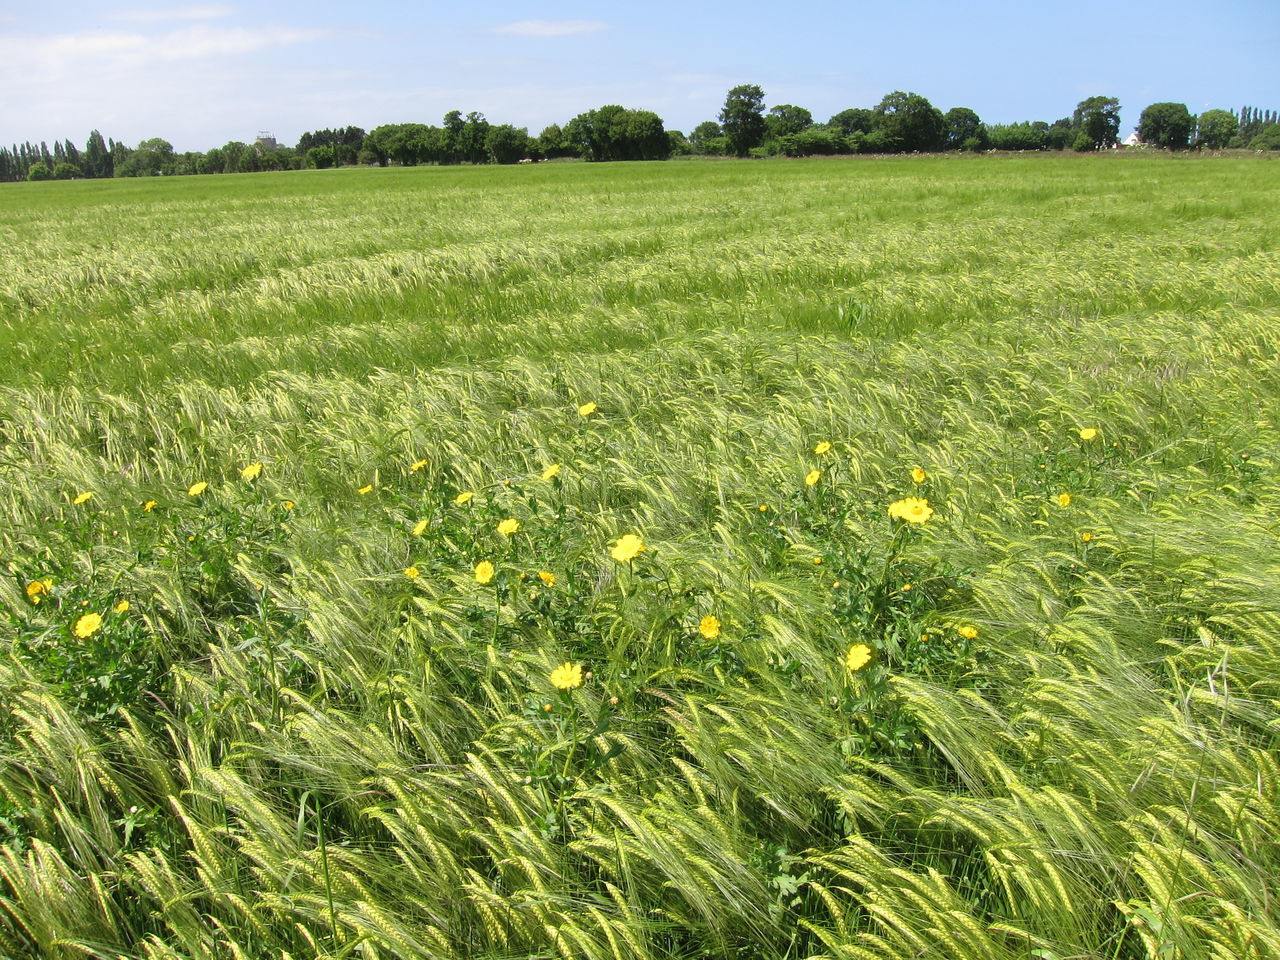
[1138, 101, 1194, 149]
[0, 155, 1278, 960]
[719, 84, 767, 157]
[873, 91, 946, 152]
[564, 105, 671, 161]
[1073, 95, 1121, 149]
[944, 107, 985, 150]
[987, 122, 1046, 151]
[25, 162, 50, 181]
[765, 104, 813, 139]
[1249, 126, 1280, 150]
[1197, 108, 1238, 149]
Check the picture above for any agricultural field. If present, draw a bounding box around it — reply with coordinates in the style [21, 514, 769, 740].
[1, 153, 1278, 960]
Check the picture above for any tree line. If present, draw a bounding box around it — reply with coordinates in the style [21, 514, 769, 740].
[4, 88, 1277, 183]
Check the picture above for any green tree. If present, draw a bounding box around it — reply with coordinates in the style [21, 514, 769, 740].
[1250, 126, 1280, 150]
[873, 91, 945, 152]
[485, 124, 528, 164]
[943, 107, 985, 150]
[1196, 109, 1237, 149]
[719, 84, 767, 157]
[765, 104, 813, 139]
[1137, 102, 1193, 149]
[828, 108, 874, 137]
[1073, 96, 1121, 149]
[52, 162, 81, 179]
[26, 162, 51, 181]
[305, 146, 336, 169]
[689, 121, 722, 152]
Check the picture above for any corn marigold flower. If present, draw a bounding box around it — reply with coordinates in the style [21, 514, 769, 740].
[845, 643, 872, 672]
[577, 401, 597, 417]
[412, 519, 428, 536]
[1057, 492, 1072, 507]
[541, 463, 561, 480]
[1079, 428, 1098, 441]
[283, 500, 295, 510]
[454, 491, 474, 505]
[358, 484, 373, 495]
[26, 579, 52, 602]
[888, 497, 934, 524]
[497, 518, 521, 536]
[115, 600, 131, 613]
[241, 462, 263, 481]
[73, 491, 94, 505]
[538, 570, 556, 587]
[957, 625, 979, 640]
[1081, 532, 1093, 542]
[410, 459, 428, 472]
[805, 469, 821, 487]
[474, 560, 495, 584]
[188, 481, 208, 496]
[143, 500, 158, 512]
[814, 441, 832, 455]
[611, 533, 645, 562]
[758, 504, 768, 512]
[74, 612, 103, 639]
[911, 466, 927, 483]
[550, 661, 583, 690]
[698, 615, 721, 640]
[404, 566, 420, 579]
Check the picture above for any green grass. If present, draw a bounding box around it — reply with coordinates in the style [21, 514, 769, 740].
[1, 153, 1278, 959]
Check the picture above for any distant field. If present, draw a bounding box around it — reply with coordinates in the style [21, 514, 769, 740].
[1, 154, 1278, 960]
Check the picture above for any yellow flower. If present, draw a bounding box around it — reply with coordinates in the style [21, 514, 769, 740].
[698, 615, 721, 640]
[74, 612, 103, 639]
[577, 401, 597, 417]
[474, 560, 495, 584]
[957, 625, 979, 640]
[358, 484, 374, 495]
[845, 643, 872, 672]
[115, 600, 130, 613]
[73, 491, 94, 505]
[813, 557, 823, 565]
[1057, 492, 1072, 507]
[538, 570, 556, 587]
[412, 519, 428, 536]
[142, 500, 157, 512]
[25, 579, 52, 602]
[550, 661, 583, 690]
[611, 533, 645, 562]
[454, 491, 474, 505]
[1081, 532, 1093, 542]
[888, 497, 934, 524]
[410, 459, 428, 472]
[497, 518, 521, 536]
[805, 469, 821, 487]
[283, 500, 295, 510]
[1079, 428, 1098, 441]
[541, 463, 561, 480]
[814, 441, 832, 455]
[404, 566, 420, 579]
[911, 466, 927, 483]
[241, 462, 263, 481]
[758, 504, 768, 512]
[187, 481, 208, 496]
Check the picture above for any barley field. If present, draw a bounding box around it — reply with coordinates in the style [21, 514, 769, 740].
[1, 154, 1278, 960]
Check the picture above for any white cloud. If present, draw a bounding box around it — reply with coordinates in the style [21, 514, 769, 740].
[109, 4, 235, 23]
[493, 20, 608, 38]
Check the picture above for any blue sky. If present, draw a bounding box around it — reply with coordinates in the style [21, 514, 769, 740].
[2, 1, 1277, 152]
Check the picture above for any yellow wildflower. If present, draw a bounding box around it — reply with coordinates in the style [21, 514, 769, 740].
[698, 615, 721, 640]
[814, 441, 832, 455]
[142, 500, 157, 512]
[1079, 428, 1098, 441]
[497, 518, 521, 536]
[187, 481, 208, 496]
[283, 500, 295, 510]
[888, 497, 934, 524]
[25, 579, 52, 603]
[805, 469, 821, 487]
[957, 625, 979, 640]
[541, 463, 561, 480]
[577, 401, 597, 417]
[73, 491, 94, 505]
[1081, 532, 1093, 542]
[412, 519, 428, 536]
[115, 600, 130, 613]
[474, 560, 495, 584]
[538, 570, 556, 587]
[610, 533, 645, 562]
[758, 504, 768, 512]
[1057, 492, 1072, 507]
[241, 462, 263, 481]
[404, 566, 420, 579]
[845, 643, 872, 672]
[74, 612, 103, 639]
[911, 466, 927, 483]
[550, 662, 583, 690]
[358, 484, 373, 495]
[410, 459, 428, 472]
[454, 491, 474, 505]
